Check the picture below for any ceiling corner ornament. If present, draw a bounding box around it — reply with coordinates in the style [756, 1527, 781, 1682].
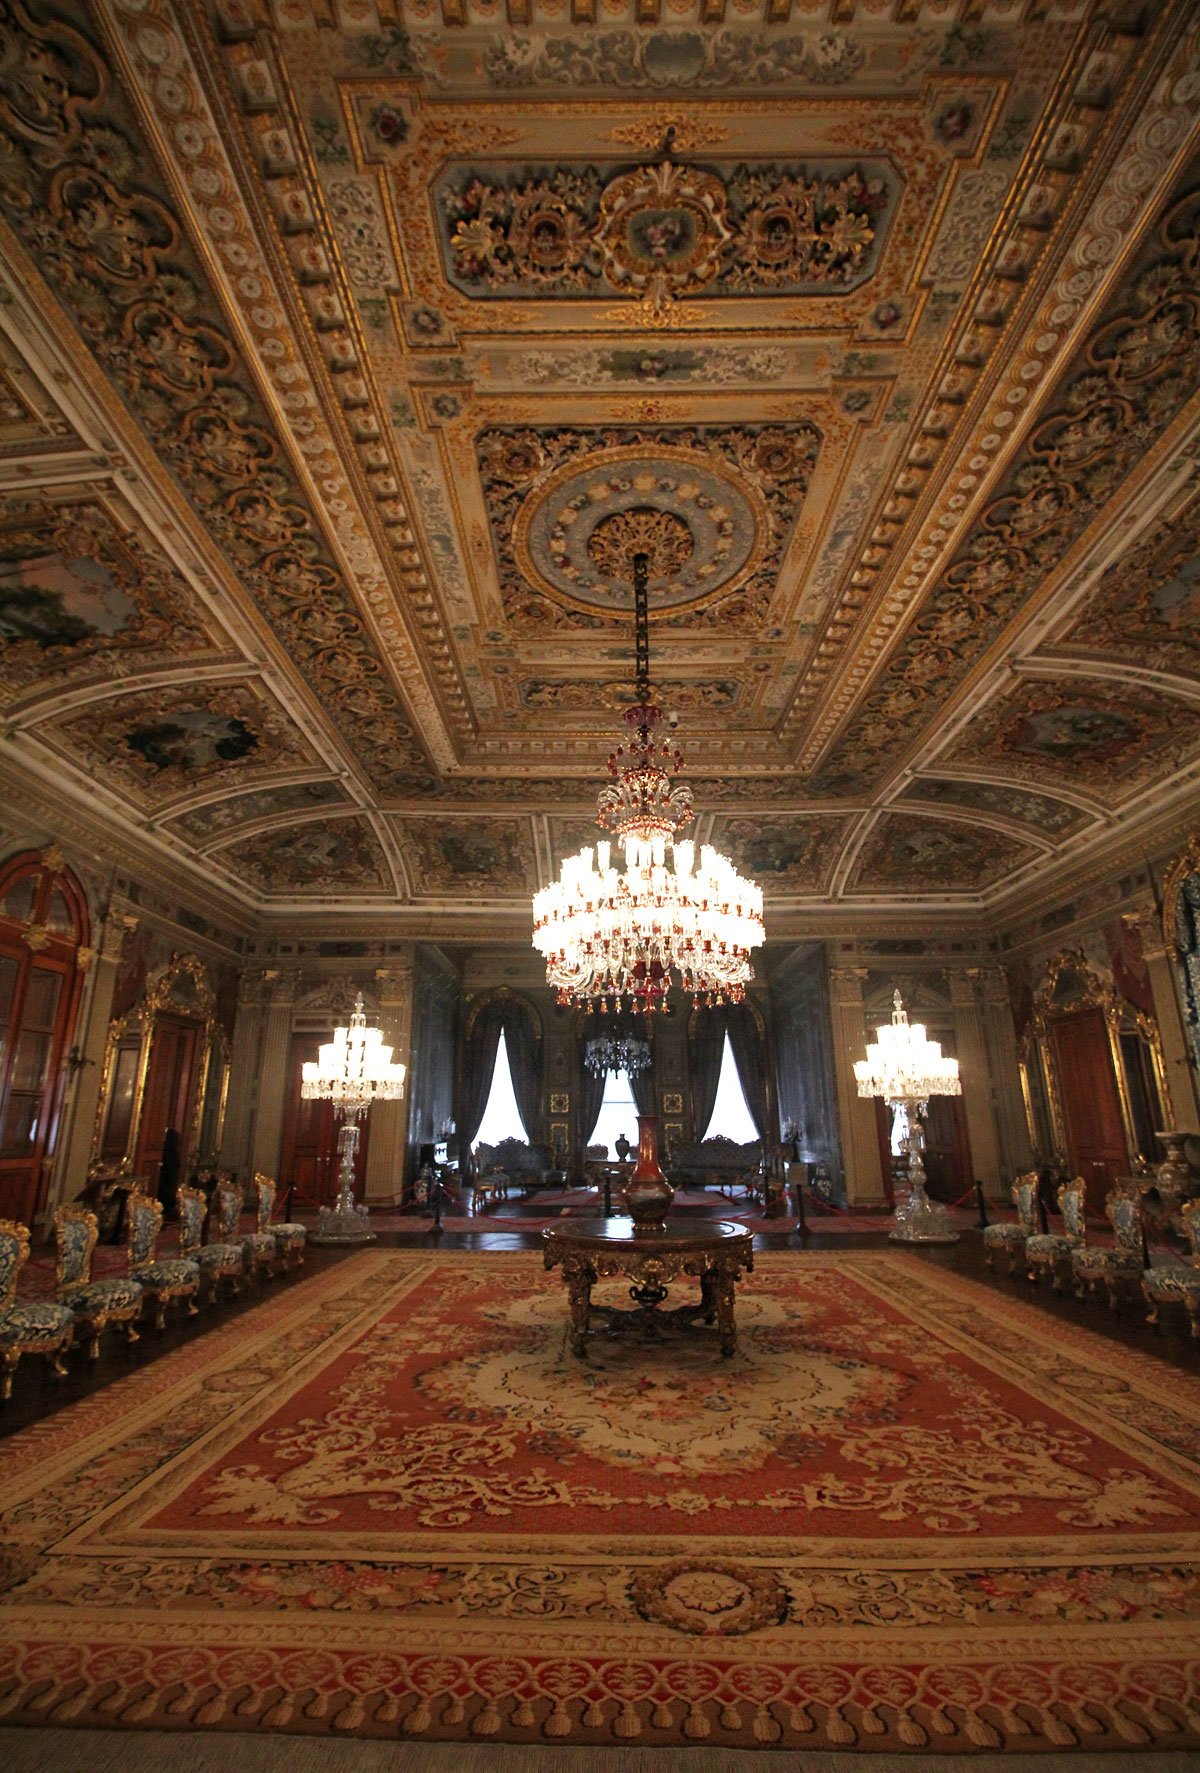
[533, 548, 763, 1015]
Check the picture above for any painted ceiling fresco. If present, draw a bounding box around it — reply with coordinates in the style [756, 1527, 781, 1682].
[0, 0, 1196, 922]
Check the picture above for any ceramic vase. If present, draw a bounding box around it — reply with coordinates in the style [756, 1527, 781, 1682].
[622, 1114, 674, 1230]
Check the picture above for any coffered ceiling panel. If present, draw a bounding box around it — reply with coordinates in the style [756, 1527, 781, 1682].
[0, 0, 1196, 925]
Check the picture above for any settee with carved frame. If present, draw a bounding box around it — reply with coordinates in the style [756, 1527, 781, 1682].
[669, 1136, 764, 1201]
[473, 1138, 557, 1193]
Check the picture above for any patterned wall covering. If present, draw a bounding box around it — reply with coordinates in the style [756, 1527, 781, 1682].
[0, 0, 1195, 921]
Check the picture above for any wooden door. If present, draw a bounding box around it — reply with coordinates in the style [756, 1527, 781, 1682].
[0, 857, 88, 1226]
[873, 1099, 895, 1206]
[134, 1016, 199, 1182]
[280, 1031, 368, 1209]
[1049, 1009, 1129, 1213]
[923, 1095, 972, 1203]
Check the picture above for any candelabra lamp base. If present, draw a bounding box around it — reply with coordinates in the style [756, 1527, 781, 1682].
[308, 1119, 377, 1245]
[888, 1187, 959, 1246]
[311, 1201, 377, 1246]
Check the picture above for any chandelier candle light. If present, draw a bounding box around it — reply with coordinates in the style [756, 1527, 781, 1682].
[301, 992, 406, 1245]
[854, 990, 962, 1245]
[533, 545, 764, 1015]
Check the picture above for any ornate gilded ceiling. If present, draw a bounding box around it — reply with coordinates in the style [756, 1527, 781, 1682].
[0, 0, 1198, 928]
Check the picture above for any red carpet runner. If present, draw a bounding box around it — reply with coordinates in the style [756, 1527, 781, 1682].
[1, 1249, 1198, 1749]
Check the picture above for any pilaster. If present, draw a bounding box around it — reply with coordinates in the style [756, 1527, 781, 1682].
[49, 907, 138, 1216]
[220, 969, 266, 1176]
[365, 956, 415, 1206]
[949, 969, 1004, 1199]
[828, 964, 885, 1206]
[248, 969, 298, 1181]
[979, 965, 1034, 1185]
[1125, 907, 1200, 1133]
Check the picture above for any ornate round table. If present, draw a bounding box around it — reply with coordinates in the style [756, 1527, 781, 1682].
[542, 1217, 754, 1359]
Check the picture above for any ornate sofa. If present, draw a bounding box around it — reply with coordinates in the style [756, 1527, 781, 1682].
[473, 1139, 556, 1193]
[669, 1137, 763, 1199]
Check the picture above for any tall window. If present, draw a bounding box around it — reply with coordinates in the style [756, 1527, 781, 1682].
[473, 1030, 528, 1149]
[589, 1068, 637, 1159]
[701, 1033, 758, 1144]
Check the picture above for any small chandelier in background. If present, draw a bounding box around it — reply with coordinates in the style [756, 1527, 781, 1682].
[533, 538, 764, 1015]
[302, 992, 406, 1245]
[855, 990, 961, 1246]
[584, 1028, 653, 1078]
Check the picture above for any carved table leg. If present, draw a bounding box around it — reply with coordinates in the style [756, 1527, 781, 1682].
[712, 1267, 737, 1358]
[565, 1261, 594, 1360]
[699, 1269, 717, 1325]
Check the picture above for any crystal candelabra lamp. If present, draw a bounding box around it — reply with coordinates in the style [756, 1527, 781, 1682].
[854, 990, 962, 1244]
[533, 545, 764, 1015]
[301, 992, 406, 1245]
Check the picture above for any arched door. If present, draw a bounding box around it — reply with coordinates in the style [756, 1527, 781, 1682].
[0, 851, 89, 1224]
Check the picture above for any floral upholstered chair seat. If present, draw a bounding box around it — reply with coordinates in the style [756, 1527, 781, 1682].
[0, 1220, 74, 1399]
[128, 1195, 199, 1330]
[1071, 1190, 1146, 1311]
[1026, 1176, 1087, 1291]
[54, 1204, 142, 1359]
[1144, 1200, 1200, 1338]
[982, 1173, 1039, 1274]
[178, 1183, 244, 1303]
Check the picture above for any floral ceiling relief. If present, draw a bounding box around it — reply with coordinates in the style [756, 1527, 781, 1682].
[712, 815, 848, 894]
[396, 818, 535, 898]
[167, 780, 351, 846]
[48, 683, 315, 805]
[820, 163, 1200, 791]
[1055, 490, 1200, 678]
[946, 682, 1200, 795]
[217, 817, 391, 898]
[900, 777, 1089, 840]
[482, 30, 866, 93]
[480, 422, 819, 632]
[519, 678, 739, 714]
[0, 495, 214, 704]
[850, 816, 1036, 896]
[437, 156, 896, 307]
[0, 0, 432, 793]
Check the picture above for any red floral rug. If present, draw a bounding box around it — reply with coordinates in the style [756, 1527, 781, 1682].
[1, 1250, 1198, 1749]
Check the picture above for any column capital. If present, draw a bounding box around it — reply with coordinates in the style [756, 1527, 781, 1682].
[97, 909, 138, 961]
[1122, 905, 1170, 963]
[828, 965, 868, 1007]
[375, 963, 414, 997]
[948, 968, 983, 1008]
[263, 968, 298, 1007]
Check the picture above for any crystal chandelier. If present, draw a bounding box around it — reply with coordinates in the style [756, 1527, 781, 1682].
[533, 544, 764, 1014]
[584, 1029, 653, 1077]
[301, 992, 406, 1244]
[855, 990, 961, 1245]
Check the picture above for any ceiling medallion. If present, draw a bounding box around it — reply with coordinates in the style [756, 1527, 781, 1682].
[587, 507, 694, 582]
[533, 548, 764, 1015]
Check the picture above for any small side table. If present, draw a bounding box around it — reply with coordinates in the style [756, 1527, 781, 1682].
[543, 1217, 754, 1359]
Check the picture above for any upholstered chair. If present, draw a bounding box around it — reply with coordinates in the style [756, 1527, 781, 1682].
[241, 1173, 280, 1280]
[177, 1184, 244, 1305]
[127, 1194, 200, 1330]
[1143, 1198, 1200, 1339]
[1071, 1190, 1146, 1311]
[0, 1220, 74, 1400]
[1025, 1176, 1087, 1291]
[982, 1172, 1039, 1275]
[54, 1205, 143, 1359]
[264, 1177, 307, 1271]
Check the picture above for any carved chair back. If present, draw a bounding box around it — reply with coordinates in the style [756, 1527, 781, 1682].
[176, 1185, 207, 1257]
[252, 1173, 276, 1230]
[1106, 1189, 1146, 1257]
[1057, 1176, 1087, 1245]
[127, 1195, 164, 1275]
[1012, 1172, 1039, 1234]
[1181, 1198, 1200, 1265]
[0, 1219, 31, 1311]
[54, 1205, 99, 1290]
[215, 1179, 242, 1241]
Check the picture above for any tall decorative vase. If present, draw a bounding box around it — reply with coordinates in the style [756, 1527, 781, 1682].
[622, 1113, 674, 1230]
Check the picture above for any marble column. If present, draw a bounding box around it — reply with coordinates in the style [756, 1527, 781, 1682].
[949, 969, 1004, 1200]
[220, 970, 266, 1177]
[248, 969, 298, 1182]
[828, 964, 886, 1205]
[979, 965, 1034, 1188]
[48, 907, 138, 1217]
[1126, 907, 1200, 1132]
[365, 957, 416, 1207]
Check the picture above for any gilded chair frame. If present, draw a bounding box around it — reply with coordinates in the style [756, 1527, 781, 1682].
[53, 1203, 142, 1359]
[126, 1193, 200, 1331]
[0, 1218, 73, 1399]
[1024, 1176, 1086, 1293]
